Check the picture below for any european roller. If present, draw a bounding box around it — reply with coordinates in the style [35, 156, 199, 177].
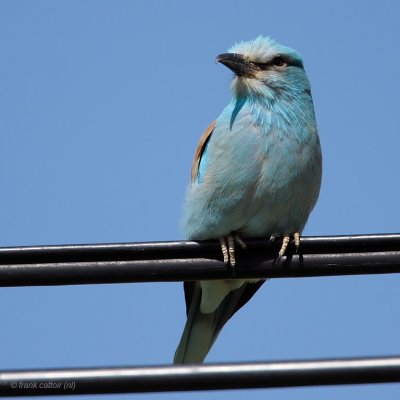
[174, 36, 322, 364]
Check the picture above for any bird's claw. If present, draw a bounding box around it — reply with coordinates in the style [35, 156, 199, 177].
[277, 232, 301, 257]
[219, 234, 246, 268]
[278, 235, 290, 257]
[294, 232, 301, 251]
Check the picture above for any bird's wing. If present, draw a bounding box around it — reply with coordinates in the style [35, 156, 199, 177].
[185, 119, 266, 319]
[191, 120, 216, 183]
[177, 119, 267, 363]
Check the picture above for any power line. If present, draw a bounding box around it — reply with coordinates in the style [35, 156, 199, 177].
[1, 355, 400, 396]
[0, 233, 399, 287]
[1, 233, 400, 396]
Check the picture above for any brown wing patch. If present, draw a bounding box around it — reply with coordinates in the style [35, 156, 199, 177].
[191, 120, 216, 183]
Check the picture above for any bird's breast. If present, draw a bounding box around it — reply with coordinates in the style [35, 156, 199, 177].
[229, 101, 322, 236]
[183, 99, 322, 239]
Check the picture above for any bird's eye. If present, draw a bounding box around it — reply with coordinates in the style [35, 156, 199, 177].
[272, 56, 287, 68]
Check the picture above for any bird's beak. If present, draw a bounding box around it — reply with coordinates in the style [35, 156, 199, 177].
[216, 53, 256, 77]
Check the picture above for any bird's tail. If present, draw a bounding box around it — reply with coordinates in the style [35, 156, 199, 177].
[173, 283, 253, 364]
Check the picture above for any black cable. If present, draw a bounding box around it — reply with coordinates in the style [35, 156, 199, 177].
[1, 355, 400, 396]
[0, 233, 399, 287]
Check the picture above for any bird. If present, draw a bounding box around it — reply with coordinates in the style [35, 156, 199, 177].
[174, 36, 322, 364]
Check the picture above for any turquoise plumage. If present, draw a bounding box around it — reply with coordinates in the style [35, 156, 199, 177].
[174, 36, 322, 364]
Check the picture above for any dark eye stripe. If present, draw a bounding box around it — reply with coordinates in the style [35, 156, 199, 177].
[253, 55, 303, 70]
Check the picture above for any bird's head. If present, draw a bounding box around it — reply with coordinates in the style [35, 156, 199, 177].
[217, 36, 310, 100]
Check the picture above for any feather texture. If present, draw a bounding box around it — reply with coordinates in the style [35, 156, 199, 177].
[174, 36, 322, 364]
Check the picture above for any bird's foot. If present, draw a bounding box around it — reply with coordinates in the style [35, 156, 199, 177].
[219, 234, 246, 268]
[278, 235, 290, 257]
[294, 232, 301, 250]
[270, 232, 301, 257]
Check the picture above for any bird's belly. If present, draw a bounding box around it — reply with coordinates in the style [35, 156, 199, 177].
[240, 157, 320, 237]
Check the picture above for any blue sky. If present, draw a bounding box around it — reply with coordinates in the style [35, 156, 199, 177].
[0, 0, 400, 399]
